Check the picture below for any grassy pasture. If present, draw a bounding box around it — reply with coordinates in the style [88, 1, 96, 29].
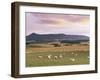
[26, 43, 89, 67]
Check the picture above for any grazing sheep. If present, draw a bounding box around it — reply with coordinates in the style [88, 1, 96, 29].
[59, 54, 63, 58]
[54, 56, 58, 59]
[71, 52, 74, 54]
[47, 54, 52, 59]
[70, 58, 75, 62]
[38, 55, 43, 58]
[88, 56, 90, 59]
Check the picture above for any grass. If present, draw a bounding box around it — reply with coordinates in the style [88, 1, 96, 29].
[26, 43, 89, 67]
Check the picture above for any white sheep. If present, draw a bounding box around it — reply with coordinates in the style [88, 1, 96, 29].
[88, 56, 90, 59]
[70, 58, 75, 62]
[38, 55, 43, 58]
[47, 54, 52, 59]
[54, 56, 58, 59]
[59, 54, 63, 58]
[71, 52, 74, 54]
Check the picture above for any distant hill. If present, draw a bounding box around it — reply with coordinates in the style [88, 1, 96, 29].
[26, 33, 89, 43]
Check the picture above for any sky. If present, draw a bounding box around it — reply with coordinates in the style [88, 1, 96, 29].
[25, 12, 90, 36]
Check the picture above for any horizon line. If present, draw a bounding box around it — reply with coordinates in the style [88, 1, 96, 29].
[26, 32, 89, 37]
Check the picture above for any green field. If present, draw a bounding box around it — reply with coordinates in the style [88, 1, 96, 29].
[26, 43, 89, 67]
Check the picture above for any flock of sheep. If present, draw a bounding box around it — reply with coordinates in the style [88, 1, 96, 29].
[38, 54, 63, 59]
[37, 52, 79, 62]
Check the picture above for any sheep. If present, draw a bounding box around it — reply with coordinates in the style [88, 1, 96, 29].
[70, 58, 75, 62]
[59, 54, 63, 58]
[71, 52, 74, 55]
[47, 54, 52, 59]
[54, 56, 58, 59]
[88, 56, 90, 59]
[38, 55, 43, 58]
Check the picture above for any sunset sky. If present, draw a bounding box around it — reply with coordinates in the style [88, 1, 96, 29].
[25, 12, 90, 36]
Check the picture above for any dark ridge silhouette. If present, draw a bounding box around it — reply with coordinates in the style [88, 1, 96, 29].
[26, 33, 89, 43]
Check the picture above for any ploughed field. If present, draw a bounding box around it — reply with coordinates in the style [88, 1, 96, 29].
[26, 43, 89, 67]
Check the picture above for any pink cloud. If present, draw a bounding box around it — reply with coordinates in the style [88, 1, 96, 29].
[64, 15, 89, 22]
[26, 12, 90, 36]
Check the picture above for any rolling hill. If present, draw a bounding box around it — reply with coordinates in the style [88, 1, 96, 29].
[26, 33, 89, 43]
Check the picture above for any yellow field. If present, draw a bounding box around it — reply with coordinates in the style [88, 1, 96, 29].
[26, 43, 89, 67]
[26, 44, 89, 53]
